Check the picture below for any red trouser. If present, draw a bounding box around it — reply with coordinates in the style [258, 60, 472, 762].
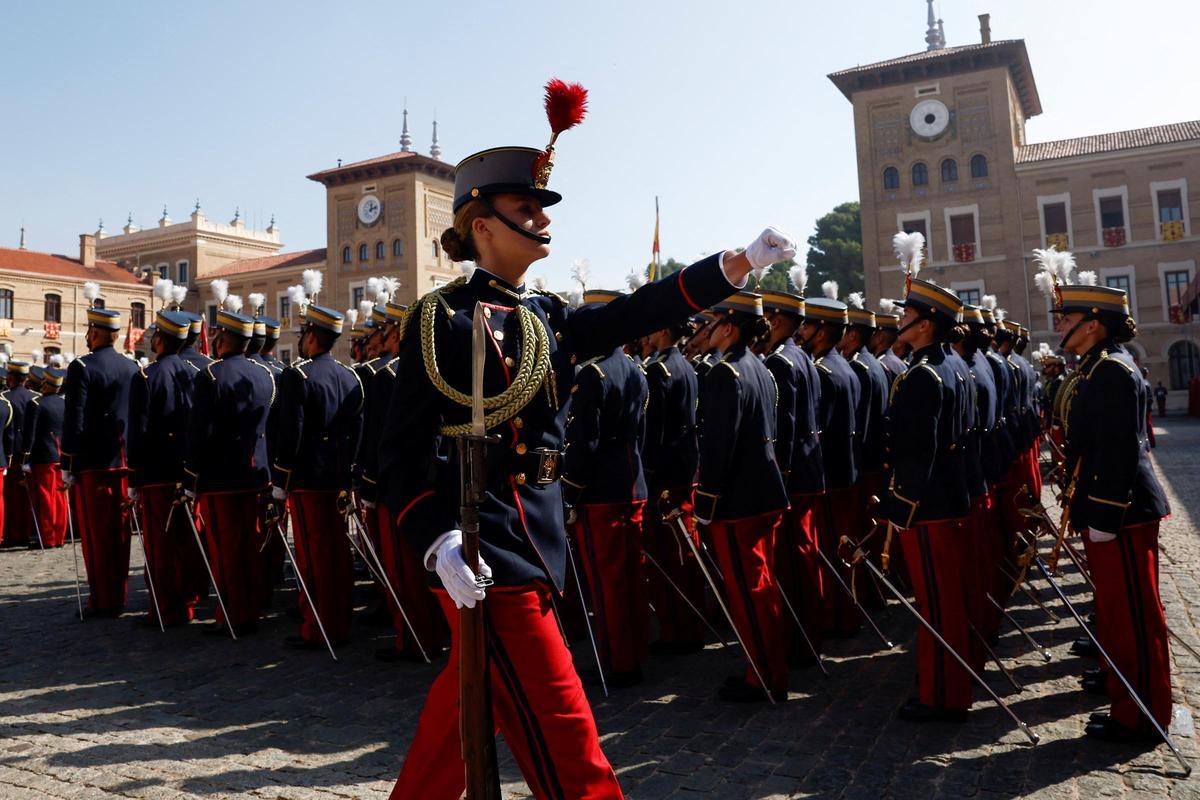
[776, 494, 824, 651]
[138, 483, 205, 626]
[288, 490, 354, 645]
[378, 502, 445, 656]
[200, 489, 266, 629]
[573, 500, 649, 675]
[3, 469, 30, 546]
[73, 469, 131, 612]
[644, 492, 707, 647]
[1089, 521, 1172, 732]
[31, 464, 67, 547]
[708, 512, 788, 695]
[900, 519, 973, 711]
[963, 495, 996, 669]
[819, 486, 864, 635]
[390, 586, 624, 800]
[975, 492, 1009, 642]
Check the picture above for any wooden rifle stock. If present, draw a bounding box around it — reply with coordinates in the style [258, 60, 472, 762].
[1047, 461, 1080, 573]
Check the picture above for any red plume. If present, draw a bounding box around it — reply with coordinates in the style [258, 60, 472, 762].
[544, 78, 588, 136]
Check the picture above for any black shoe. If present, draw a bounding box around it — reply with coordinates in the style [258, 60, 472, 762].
[134, 614, 165, 629]
[361, 605, 393, 628]
[1085, 717, 1158, 743]
[897, 698, 968, 723]
[1071, 636, 1099, 657]
[718, 677, 785, 703]
[1081, 671, 1107, 695]
[201, 622, 232, 637]
[1089, 711, 1110, 724]
[649, 640, 704, 656]
[375, 647, 426, 664]
[284, 635, 322, 651]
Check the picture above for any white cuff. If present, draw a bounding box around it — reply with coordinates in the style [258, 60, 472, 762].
[424, 530, 459, 571]
[718, 251, 748, 290]
[1087, 527, 1117, 543]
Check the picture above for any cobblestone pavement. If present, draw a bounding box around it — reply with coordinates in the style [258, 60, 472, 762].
[2, 421, 1198, 799]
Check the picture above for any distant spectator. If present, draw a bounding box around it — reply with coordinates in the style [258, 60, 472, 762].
[1154, 381, 1168, 417]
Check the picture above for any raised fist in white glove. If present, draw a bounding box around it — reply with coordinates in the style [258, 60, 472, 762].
[745, 227, 798, 270]
[431, 530, 493, 609]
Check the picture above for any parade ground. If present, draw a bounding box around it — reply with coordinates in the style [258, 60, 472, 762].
[0, 420, 1196, 799]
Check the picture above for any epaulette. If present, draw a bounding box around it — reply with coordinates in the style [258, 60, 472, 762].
[654, 359, 672, 378]
[913, 361, 942, 384]
[357, 360, 379, 376]
[713, 360, 740, 379]
[292, 358, 313, 379]
[384, 355, 400, 376]
[138, 363, 149, 379]
[579, 356, 606, 379]
[1088, 350, 1135, 379]
[767, 345, 794, 369]
[528, 288, 566, 307]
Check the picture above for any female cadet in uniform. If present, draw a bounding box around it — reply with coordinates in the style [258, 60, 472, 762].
[694, 292, 790, 703]
[1054, 282, 1171, 742]
[377, 93, 797, 796]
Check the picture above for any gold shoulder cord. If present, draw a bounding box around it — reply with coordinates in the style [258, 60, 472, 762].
[415, 278, 553, 435]
[1053, 372, 1081, 439]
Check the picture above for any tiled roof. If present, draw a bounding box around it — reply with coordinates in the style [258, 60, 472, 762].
[203, 248, 326, 278]
[829, 41, 1007, 79]
[0, 247, 144, 285]
[306, 150, 453, 183]
[1017, 121, 1200, 163]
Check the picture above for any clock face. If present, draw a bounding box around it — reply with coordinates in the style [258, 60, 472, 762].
[909, 99, 951, 139]
[358, 194, 382, 225]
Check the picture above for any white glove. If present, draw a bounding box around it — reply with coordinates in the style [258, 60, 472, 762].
[362, 499, 376, 510]
[126, 487, 139, 502]
[694, 516, 713, 527]
[431, 530, 493, 609]
[271, 486, 287, 501]
[1087, 527, 1117, 543]
[744, 226, 798, 270]
[62, 472, 75, 487]
[21, 463, 31, 474]
[183, 488, 196, 500]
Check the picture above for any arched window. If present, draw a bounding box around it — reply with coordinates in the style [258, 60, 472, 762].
[130, 302, 146, 329]
[375, 241, 385, 260]
[912, 162, 929, 186]
[882, 167, 900, 190]
[358, 243, 368, 261]
[392, 238, 403, 258]
[1168, 340, 1200, 390]
[432, 240, 440, 259]
[44, 293, 61, 323]
[970, 154, 989, 178]
[342, 246, 351, 264]
[0, 289, 12, 320]
[941, 158, 958, 182]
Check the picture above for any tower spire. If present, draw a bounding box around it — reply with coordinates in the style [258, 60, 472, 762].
[18, 227, 25, 250]
[430, 118, 441, 160]
[925, 0, 944, 51]
[400, 104, 412, 152]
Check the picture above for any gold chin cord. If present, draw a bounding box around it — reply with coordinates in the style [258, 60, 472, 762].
[1047, 461, 1081, 573]
[415, 279, 553, 436]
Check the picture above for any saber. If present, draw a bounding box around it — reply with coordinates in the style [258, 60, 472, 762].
[343, 504, 430, 663]
[842, 536, 1039, 745]
[968, 621, 1022, 692]
[275, 519, 338, 661]
[179, 497, 238, 641]
[997, 559, 1061, 624]
[1032, 557, 1190, 777]
[63, 483, 84, 621]
[986, 592, 1051, 662]
[24, 478, 45, 550]
[129, 502, 165, 632]
[776, 581, 829, 678]
[565, 535, 608, 698]
[670, 512, 775, 704]
[641, 548, 729, 649]
[814, 546, 894, 650]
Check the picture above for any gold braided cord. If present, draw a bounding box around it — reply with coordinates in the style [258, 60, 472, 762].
[415, 280, 552, 435]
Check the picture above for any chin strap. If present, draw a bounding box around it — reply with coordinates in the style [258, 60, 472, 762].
[475, 194, 551, 245]
[1058, 314, 1092, 352]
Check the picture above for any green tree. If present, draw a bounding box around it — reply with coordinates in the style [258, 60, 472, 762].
[805, 201, 863, 295]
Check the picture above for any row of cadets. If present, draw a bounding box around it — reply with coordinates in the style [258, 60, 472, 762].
[182, 299, 275, 636]
[0, 372, 14, 546]
[62, 299, 140, 617]
[2, 360, 37, 546]
[270, 274, 365, 650]
[760, 273, 826, 655]
[1050, 270, 1172, 742]
[798, 284, 862, 638]
[640, 313, 705, 654]
[377, 75, 797, 795]
[246, 293, 286, 375]
[871, 300, 908, 384]
[358, 291, 447, 663]
[694, 291, 791, 702]
[16, 366, 67, 547]
[127, 309, 208, 626]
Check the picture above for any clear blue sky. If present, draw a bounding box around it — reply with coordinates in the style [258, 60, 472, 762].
[3, 0, 1198, 291]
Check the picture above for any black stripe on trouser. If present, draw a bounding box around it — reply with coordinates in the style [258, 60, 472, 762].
[1118, 532, 1152, 730]
[290, 502, 320, 630]
[578, 511, 612, 670]
[485, 620, 567, 800]
[724, 522, 771, 687]
[917, 527, 945, 707]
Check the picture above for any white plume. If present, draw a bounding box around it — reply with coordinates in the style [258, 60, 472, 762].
[64, 352, 76, 363]
[980, 294, 997, 311]
[1039, 342, 1051, 356]
[0, 353, 8, 364]
[1033, 269, 1057, 300]
[995, 307, 1007, 323]
[287, 284, 308, 311]
[138, 357, 149, 368]
[878, 298, 896, 315]
[301, 268, 323, 299]
[224, 294, 243, 313]
[789, 265, 808, 295]
[358, 300, 375, 323]
[892, 231, 925, 275]
[48, 354, 64, 367]
[345, 308, 358, 329]
[822, 280, 839, 300]
[210, 279, 229, 305]
[1055, 250, 1077, 283]
[1032, 248, 1057, 276]
[847, 291, 865, 310]
[460, 261, 477, 279]
[570, 258, 591, 290]
[626, 267, 648, 292]
[154, 278, 174, 302]
[83, 282, 101, 303]
[750, 263, 768, 288]
[375, 290, 389, 305]
[531, 275, 549, 293]
[564, 288, 583, 308]
[31, 348, 43, 364]
[247, 292, 265, 315]
[381, 276, 401, 301]
[1076, 270, 1098, 286]
[365, 277, 383, 298]
[171, 285, 188, 307]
